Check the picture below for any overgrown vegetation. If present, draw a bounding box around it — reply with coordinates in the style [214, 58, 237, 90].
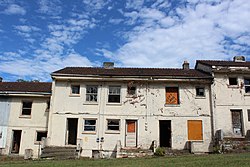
[1, 153, 250, 167]
[154, 147, 165, 156]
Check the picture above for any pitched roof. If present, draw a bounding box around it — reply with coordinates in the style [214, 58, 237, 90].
[0, 82, 52, 93]
[52, 67, 211, 78]
[197, 60, 250, 67]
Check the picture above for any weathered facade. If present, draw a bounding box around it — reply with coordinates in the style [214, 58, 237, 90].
[47, 62, 213, 157]
[0, 82, 51, 157]
[196, 56, 250, 139]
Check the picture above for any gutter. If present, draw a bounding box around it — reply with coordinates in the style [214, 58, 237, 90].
[0, 91, 51, 97]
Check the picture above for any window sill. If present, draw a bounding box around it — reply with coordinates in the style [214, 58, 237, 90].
[34, 141, 42, 145]
[244, 93, 250, 96]
[164, 104, 180, 107]
[228, 85, 239, 88]
[19, 115, 31, 119]
[83, 102, 98, 105]
[69, 94, 80, 97]
[188, 140, 203, 142]
[106, 103, 122, 106]
[82, 131, 96, 134]
[195, 96, 206, 99]
[105, 131, 120, 134]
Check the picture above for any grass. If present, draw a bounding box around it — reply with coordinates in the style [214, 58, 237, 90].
[0, 153, 250, 167]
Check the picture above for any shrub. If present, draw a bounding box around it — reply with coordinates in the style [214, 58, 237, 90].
[154, 147, 165, 156]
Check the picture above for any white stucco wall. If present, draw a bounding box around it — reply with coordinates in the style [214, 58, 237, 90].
[48, 79, 212, 157]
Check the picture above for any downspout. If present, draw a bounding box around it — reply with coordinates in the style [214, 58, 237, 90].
[209, 77, 216, 146]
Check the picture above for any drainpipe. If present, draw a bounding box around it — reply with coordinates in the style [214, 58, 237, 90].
[209, 78, 216, 145]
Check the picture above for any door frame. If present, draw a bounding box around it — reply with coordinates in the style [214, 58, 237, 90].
[231, 109, 244, 136]
[65, 118, 78, 145]
[125, 120, 138, 147]
[11, 130, 22, 154]
[159, 120, 172, 148]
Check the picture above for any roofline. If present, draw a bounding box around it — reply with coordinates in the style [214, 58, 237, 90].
[0, 91, 51, 97]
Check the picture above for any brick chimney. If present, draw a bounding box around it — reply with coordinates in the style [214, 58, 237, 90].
[182, 61, 189, 70]
[103, 62, 114, 69]
[233, 56, 246, 62]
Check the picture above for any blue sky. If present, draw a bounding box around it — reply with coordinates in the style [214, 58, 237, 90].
[0, 0, 250, 81]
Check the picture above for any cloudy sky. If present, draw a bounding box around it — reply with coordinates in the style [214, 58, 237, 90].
[0, 0, 250, 81]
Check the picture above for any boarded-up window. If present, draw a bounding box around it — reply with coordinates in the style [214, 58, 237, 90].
[166, 87, 179, 104]
[127, 121, 136, 133]
[188, 120, 203, 140]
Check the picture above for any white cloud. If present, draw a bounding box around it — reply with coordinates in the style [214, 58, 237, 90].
[14, 25, 40, 43]
[101, 0, 250, 68]
[126, 0, 144, 10]
[37, 0, 62, 16]
[3, 4, 26, 15]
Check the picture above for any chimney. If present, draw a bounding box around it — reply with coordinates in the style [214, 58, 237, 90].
[233, 56, 246, 62]
[182, 61, 189, 70]
[103, 62, 114, 69]
[0, 77, 2, 82]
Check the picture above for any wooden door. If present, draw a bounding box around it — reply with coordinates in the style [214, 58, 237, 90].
[125, 120, 137, 147]
[231, 110, 243, 136]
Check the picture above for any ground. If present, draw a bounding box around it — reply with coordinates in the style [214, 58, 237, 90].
[0, 153, 250, 167]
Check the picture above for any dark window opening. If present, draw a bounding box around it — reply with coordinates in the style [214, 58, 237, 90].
[22, 101, 32, 115]
[248, 110, 250, 122]
[196, 87, 205, 97]
[107, 119, 120, 131]
[84, 119, 96, 131]
[244, 79, 250, 93]
[128, 86, 136, 95]
[229, 77, 238, 85]
[36, 131, 47, 141]
[108, 86, 121, 103]
[71, 85, 80, 94]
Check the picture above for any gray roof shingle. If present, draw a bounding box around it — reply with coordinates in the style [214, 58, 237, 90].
[0, 82, 52, 93]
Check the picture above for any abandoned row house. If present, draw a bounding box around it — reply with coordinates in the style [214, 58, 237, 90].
[0, 56, 250, 158]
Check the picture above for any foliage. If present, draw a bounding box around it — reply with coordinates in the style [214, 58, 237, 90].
[154, 147, 165, 156]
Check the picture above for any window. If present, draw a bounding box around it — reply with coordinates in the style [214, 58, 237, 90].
[107, 119, 120, 131]
[21, 101, 32, 115]
[196, 87, 205, 97]
[83, 119, 96, 131]
[71, 85, 80, 95]
[229, 77, 238, 85]
[248, 110, 250, 122]
[46, 101, 50, 112]
[166, 87, 179, 104]
[127, 86, 136, 95]
[86, 86, 98, 102]
[188, 120, 203, 140]
[108, 86, 121, 103]
[36, 131, 47, 142]
[244, 78, 250, 93]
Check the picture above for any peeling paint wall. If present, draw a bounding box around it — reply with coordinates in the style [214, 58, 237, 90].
[0, 97, 10, 151]
[49, 79, 212, 157]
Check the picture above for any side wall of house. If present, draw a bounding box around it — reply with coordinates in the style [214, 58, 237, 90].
[212, 73, 250, 137]
[0, 97, 10, 154]
[49, 79, 212, 157]
[5, 96, 49, 157]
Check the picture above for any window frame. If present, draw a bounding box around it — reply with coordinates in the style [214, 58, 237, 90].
[127, 85, 136, 96]
[106, 119, 120, 132]
[244, 78, 250, 93]
[70, 84, 80, 95]
[108, 86, 121, 103]
[195, 87, 205, 97]
[228, 77, 238, 86]
[165, 87, 180, 105]
[35, 131, 47, 144]
[21, 101, 32, 116]
[83, 119, 97, 133]
[85, 85, 98, 102]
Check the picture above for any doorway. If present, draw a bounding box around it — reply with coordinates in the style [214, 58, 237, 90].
[231, 110, 243, 136]
[11, 130, 22, 154]
[159, 120, 171, 147]
[125, 120, 137, 147]
[66, 118, 78, 145]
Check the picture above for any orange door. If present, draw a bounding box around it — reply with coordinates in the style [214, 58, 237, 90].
[188, 120, 203, 140]
[125, 120, 137, 147]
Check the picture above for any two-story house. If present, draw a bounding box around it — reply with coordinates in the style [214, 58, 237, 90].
[196, 56, 250, 139]
[47, 62, 213, 157]
[0, 82, 51, 157]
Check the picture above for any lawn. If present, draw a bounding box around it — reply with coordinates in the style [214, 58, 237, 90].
[0, 153, 250, 167]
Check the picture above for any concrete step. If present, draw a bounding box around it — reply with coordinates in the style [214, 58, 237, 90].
[41, 146, 78, 159]
[119, 148, 153, 158]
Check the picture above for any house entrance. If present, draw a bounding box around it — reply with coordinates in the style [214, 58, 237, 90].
[125, 120, 137, 147]
[11, 130, 22, 154]
[159, 120, 171, 147]
[231, 110, 243, 136]
[66, 118, 78, 145]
